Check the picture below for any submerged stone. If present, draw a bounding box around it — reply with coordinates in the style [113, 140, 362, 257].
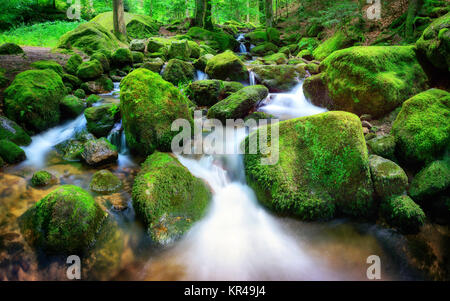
[89, 170, 122, 194]
[81, 138, 118, 166]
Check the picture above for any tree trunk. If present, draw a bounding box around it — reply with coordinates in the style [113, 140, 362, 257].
[247, 0, 250, 23]
[406, 0, 422, 40]
[259, 0, 265, 25]
[113, 0, 127, 42]
[194, 0, 205, 27]
[265, 0, 273, 27]
[186, 0, 190, 18]
[204, 0, 213, 30]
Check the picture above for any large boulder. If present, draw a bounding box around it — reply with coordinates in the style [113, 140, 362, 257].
[305, 46, 429, 118]
[391, 89, 449, 165]
[161, 59, 195, 85]
[250, 42, 279, 56]
[84, 103, 119, 137]
[207, 85, 268, 122]
[252, 65, 304, 92]
[142, 58, 164, 73]
[4, 69, 65, 134]
[205, 50, 249, 82]
[416, 12, 450, 72]
[65, 54, 83, 75]
[19, 185, 106, 253]
[132, 152, 210, 244]
[186, 27, 238, 52]
[0, 43, 24, 55]
[312, 31, 357, 60]
[409, 160, 450, 202]
[77, 59, 104, 81]
[120, 68, 193, 156]
[111, 48, 133, 68]
[60, 95, 85, 118]
[81, 138, 118, 166]
[0, 116, 31, 146]
[168, 40, 191, 60]
[0, 139, 26, 164]
[244, 111, 375, 220]
[31, 60, 64, 75]
[380, 195, 425, 234]
[366, 135, 396, 162]
[369, 155, 408, 200]
[188, 80, 244, 107]
[130, 39, 146, 52]
[90, 52, 110, 73]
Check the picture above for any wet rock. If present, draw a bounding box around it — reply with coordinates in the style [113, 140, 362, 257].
[84, 103, 119, 137]
[0, 139, 26, 164]
[161, 59, 195, 85]
[30, 170, 55, 187]
[366, 135, 396, 161]
[409, 160, 450, 202]
[252, 65, 304, 92]
[130, 39, 146, 52]
[89, 170, 122, 194]
[205, 50, 249, 82]
[84, 75, 114, 94]
[369, 155, 408, 200]
[0, 116, 31, 146]
[60, 95, 85, 118]
[380, 195, 425, 234]
[81, 138, 118, 166]
[188, 80, 244, 107]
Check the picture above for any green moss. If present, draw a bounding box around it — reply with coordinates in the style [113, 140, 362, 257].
[0, 139, 26, 164]
[31, 170, 54, 187]
[250, 42, 279, 56]
[168, 40, 191, 60]
[142, 59, 164, 73]
[62, 73, 82, 89]
[31, 60, 64, 75]
[19, 185, 105, 253]
[0, 43, 24, 55]
[244, 111, 374, 220]
[244, 111, 276, 122]
[263, 52, 288, 65]
[246, 30, 267, 44]
[319, 46, 429, 118]
[205, 50, 249, 82]
[73, 88, 86, 99]
[188, 80, 244, 107]
[297, 37, 319, 52]
[65, 54, 83, 75]
[120, 68, 193, 156]
[409, 160, 450, 201]
[4, 69, 65, 134]
[89, 170, 122, 194]
[132, 152, 210, 244]
[296, 49, 313, 59]
[392, 89, 449, 165]
[0, 69, 8, 88]
[186, 27, 238, 52]
[313, 31, 357, 60]
[266, 27, 281, 45]
[77, 59, 103, 81]
[111, 48, 133, 68]
[81, 137, 118, 166]
[84, 104, 119, 137]
[187, 41, 201, 59]
[90, 52, 110, 73]
[366, 135, 396, 161]
[207, 85, 268, 122]
[252, 65, 304, 92]
[369, 155, 408, 200]
[380, 195, 425, 234]
[60, 95, 85, 118]
[161, 59, 195, 86]
[131, 51, 144, 64]
[0, 116, 31, 146]
[86, 94, 102, 106]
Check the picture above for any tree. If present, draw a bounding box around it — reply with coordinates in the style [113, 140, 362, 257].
[406, 0, 423, 40]
[194, 0, 205, 26]
[113, 0, 127, 41]
[259, 0, 265, 25]
[204, 0, 213, 29]
[265, 0, 273, 27]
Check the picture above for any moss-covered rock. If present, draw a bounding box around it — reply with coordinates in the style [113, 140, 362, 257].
[57, 22, 124, 55]
[90, 52, 110, 73]
[168, 40, 191, 60]
[0, 43, 24, 55]
[186, 27, 238, 52]
[132, 152, 210, 244]
[120, 69, 193, 156]
[111, 48, 133, 68]
[31, 170, 55, 187]
[19, 185, 105, 253]
[62, 73, 82, 90]
[367, 135, 396, 161]
[296, 49, 314, 60]
[131, 51, 144, 64]
[313, 31, 357, 60]
[84, 103, 119, 138]
[0, 139, 26, 164]
[86, 94, 102, 106]
[65, 54, 83, 75]
[244, 111, 375, 219]
[81, 137, 118, 166]
[142, 58, 164, 73]
[4, 69, 65, 133]
[263, 52, 288, 65]
[409, 160, 450, 202]
[0, 69, 8, 88]
[252, 65, 304, 92]
[297, 37, 320, 52]
[369, 155, 408, 200]
[188, 80, 244, 107]
[60, 95, 85, 118]
[250, 42, 279, 56]
[89, 170, 122, 194]
[205, 50, 248, 82]
[312, 46, 429, 118]
[31, 60, 63, 75]
[187, 41, 201, 59]
[207, 85, 268, 122]
[130, 39, 146, 52]
[77, 59, 104, 81]
[0, 116, 31, 146]
[161, 59, 195, 85]
[73, 88, 86, 99]
[392, 89, 449, 165]
[380, 195, 425, 234]
[266, 27, 281, 45]
[416, 12, 450, 72]
[247, 30, 268, 44]
[83, 75, 114, 94]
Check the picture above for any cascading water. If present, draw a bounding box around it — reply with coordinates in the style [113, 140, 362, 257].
[195, 70, 208, 81]
[106, 120, 135, 167]
[236, 33, 247, 54]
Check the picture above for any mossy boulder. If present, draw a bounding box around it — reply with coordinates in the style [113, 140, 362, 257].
[168, 40, 191, 60]
[207, 85, 268, 122]
[90, 52, 110, 73]
[250, 42, 279, 56]
[89, 170, 122, 194]
[366, 135, 396, 161]
[60, 95, 85, 118]
[4, 69, 65, 134]
[244, 111, 375, 220]
[266, 27, 281, 45]
[131, 51, 144, 64]
[142, 58, 164, 73]
[186, 27, 238, 52]
[130, 39, 146, 52]
[247, 30, 268, 44]
[380, 195, 425, 234]
[297, 37, 320, 52]
[188, 80, 244, 107]
[132, 152, 211, 244]
[111, 48, 133, 68]
[416, 12, 450, 72]
[409, 160, 450, 202]
[263, 52, 288, 65]
[0, 69, 8, 88]
[392, 89, 449, 166]
[205, 50, 249, 82]
[81, 138, 118, 166]
[62, 73, 82, 89]
[86, 94, 102, 106]
[369, 155, 408, 200]
[310, 46, 429, 118]
[19, 185, 105, 253]
[31, 60, 64, 75]
[147, 37, 168, 53]
[252, 65, 304, 92]
[0, 43, 24, 55]
[65, 54, 83, 75]
[77, 59, 104, 81]
[74, 88, 86, 99]
[57, 22, 124, 55]
[313, 31, 357, 60]
[161, 59, 195, 85]
[84, 103, 119, 138]
[31, 170, 55, 187]
[0, 116, 31, 146]
[0, 139, 26, 164]
[187, 41, 201, 59]
[120, 69, 193, 156]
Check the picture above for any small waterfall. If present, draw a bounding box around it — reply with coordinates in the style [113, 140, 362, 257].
[236, 33, 247, 54]
[107, 121, 135, 167]
[99, 82, 120, 98]
[249, 71, 256, 86]
[195, 70, 208, 81]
